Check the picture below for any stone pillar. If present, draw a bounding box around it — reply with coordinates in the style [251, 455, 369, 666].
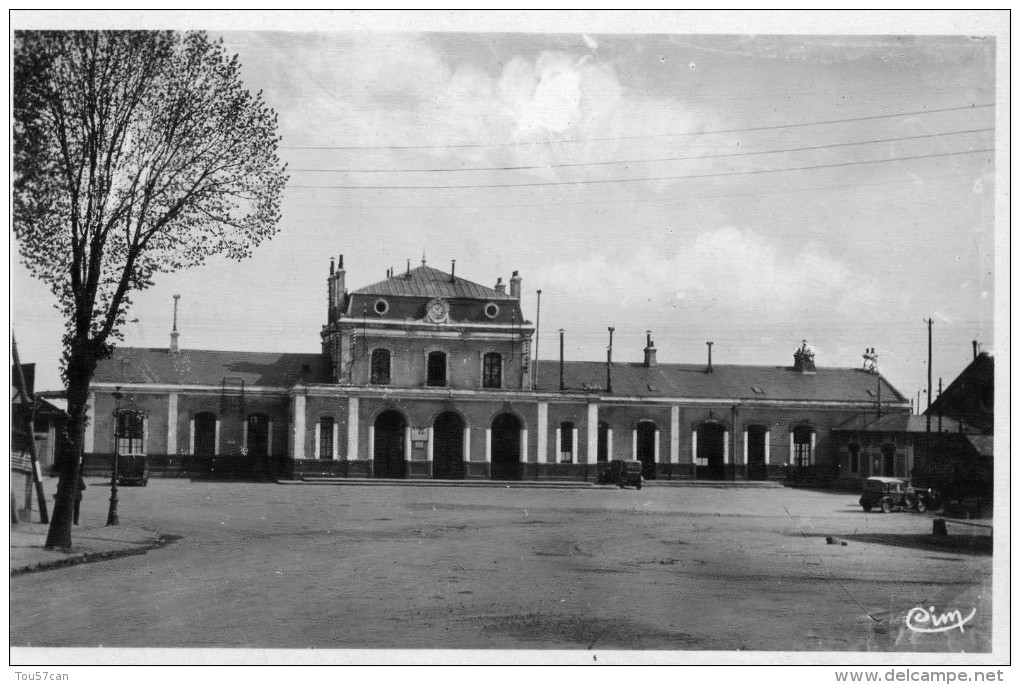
[571, 426, 578, 463]
[586, 403, 598, 464]
[167, 392, 179, 456]
[405, 426, 412, 465]
[84, 392, 96, 453]
[463, 427, 471, 462]
[537, 402, 548, 464]
[607, 429, 614, 461]
[764, 431, 770, 465]
[189, 418, 196, 455]
[631, 429, 637, 460]
[367, 425, 375, 463]
[332, 421, 339, 460]
[789, 432, 795, 466]
[743, 430, 748, 465]
[810, 432, 816, 465]
[215, 419, 221, 455]
[314, 421, 321, 459]
[427, 426, 434, 462]
[292, 392, 306, 460]
[654, 428, 660, 464]
[267, 420, 274, 457]
[555, 427, 562, 462]
[521, 429, 529, 463]
[692, 429, 698, 464]
[347, 397, 360, 460]
[670, 405, 680, 464]
[485, 429, 492, 462]
[723, 430, 729, 464]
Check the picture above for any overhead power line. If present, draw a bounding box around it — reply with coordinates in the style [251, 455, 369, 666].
[281, 103, 994, 152]
[289, 128, 993, 174]
[288, 148, 994, 191]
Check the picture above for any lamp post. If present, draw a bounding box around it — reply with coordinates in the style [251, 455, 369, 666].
[107, 389, 123, 526]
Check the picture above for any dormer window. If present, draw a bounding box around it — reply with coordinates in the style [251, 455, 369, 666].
[427, 351, 447, 387]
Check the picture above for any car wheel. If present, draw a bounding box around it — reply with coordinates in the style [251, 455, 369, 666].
[881, 498, 893, 514]
[862, 504, 872, 513]
[915, 499, 927, 513]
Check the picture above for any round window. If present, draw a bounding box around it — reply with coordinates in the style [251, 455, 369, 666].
[484, 302, 499, 319]
[374, 298, 389, 315]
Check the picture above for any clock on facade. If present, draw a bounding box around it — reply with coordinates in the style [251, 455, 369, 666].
[426, 299, 449, 323]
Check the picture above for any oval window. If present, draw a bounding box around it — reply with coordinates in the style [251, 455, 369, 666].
[484, 302, 499, 319]
[374, 298, 389, 315]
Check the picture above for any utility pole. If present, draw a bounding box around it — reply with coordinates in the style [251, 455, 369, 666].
[925, 317, 933, 466]
[11, 333, 49, 523]
[937, 377, 943, 432]
[533, 290, 541, 390]
[607, 327, 614, 393]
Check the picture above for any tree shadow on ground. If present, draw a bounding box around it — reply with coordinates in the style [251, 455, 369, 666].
[840, 532, 992, 556]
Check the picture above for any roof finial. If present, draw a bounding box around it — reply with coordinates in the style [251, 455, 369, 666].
[421, 249, 427, 267]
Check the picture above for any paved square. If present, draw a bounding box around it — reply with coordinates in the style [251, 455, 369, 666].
[10, 480, 992, 653]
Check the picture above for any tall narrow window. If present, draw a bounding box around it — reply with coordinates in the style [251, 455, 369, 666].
[319, 417, 335, 460]
[371, 348, 391, 385]
[482, 352, 502, 389]
[560, 421, 575, 463]
[793, 427, 813, 467]
[247, 414, 270, 458]
[116, 410, 145, 456]
[194, 412, 217, 456]
[427, 351, 447, 387]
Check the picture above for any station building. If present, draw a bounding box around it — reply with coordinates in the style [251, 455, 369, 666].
[83, 256, 911, 482]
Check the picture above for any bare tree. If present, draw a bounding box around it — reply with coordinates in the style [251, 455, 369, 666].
[13, 31, 288, 549]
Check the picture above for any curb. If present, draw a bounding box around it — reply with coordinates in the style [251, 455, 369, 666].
[10, 534, 181, 577]
[278, 478, 784, 489]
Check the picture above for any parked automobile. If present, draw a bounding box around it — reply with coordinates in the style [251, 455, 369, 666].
[598, 459, 643, 489]
[859, 476, 940, 513]
[117, 454, 149, 486]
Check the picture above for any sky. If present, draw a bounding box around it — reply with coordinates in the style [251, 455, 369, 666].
[10, 13, 1005, 411]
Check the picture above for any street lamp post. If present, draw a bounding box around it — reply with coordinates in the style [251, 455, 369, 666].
[107, 390, 123, 526]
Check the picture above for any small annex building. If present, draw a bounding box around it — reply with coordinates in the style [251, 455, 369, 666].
[83, 257, 911, 483]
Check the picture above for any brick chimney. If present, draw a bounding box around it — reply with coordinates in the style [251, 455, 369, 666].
[643, 331, 657, 368]
[170, 294, 181, 353]
[510, 270, 522, 299]
[494, 277, 506, 294]
[793, 340, 816, 374]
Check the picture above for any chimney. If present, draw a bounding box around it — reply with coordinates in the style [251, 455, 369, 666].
[510, 270, 522, 299]
[333, 255, 347, 314]
[405, 258, 411, 278]
[706, 341, 713, 373]
[495, 277, 506, 294]
[170, 294, 181, 353]
[644, 331, 658, 368]
[793, 340, 816, 374]
[973, 340, 978, 360]
[450, 260, 456, 283]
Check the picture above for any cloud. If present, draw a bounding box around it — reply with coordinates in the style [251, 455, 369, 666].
[537, 227, 880, 319]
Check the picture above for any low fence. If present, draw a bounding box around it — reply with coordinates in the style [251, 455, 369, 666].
[78, 453, 285, 481]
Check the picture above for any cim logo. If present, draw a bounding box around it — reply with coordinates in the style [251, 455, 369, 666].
[905, 606, 977, 634]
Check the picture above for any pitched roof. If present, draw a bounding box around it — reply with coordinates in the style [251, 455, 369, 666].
[353, 264, 516, 301]
[93, 348, 330, 387]
[534, 360, 908, 404]
[834, 413, 975, 433]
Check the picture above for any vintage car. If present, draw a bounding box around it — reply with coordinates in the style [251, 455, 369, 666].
[859, 476, 940, 513]
[598, 459, 644, 489]
[117, 454, 149, 487]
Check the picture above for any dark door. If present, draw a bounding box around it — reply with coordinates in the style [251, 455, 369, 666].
[433, 412, 465, 480]
[490, 413, 521, 481]
[597, 421, 609, 463]
[194, 412, 217, 456]
[698, 423, 726, 480]
[247, 414, 269, 458]
[746, 425, 767, 480]
[373, 410, 406, 479]
[636, 422, 657, 480]
[882, 443, 896, 477]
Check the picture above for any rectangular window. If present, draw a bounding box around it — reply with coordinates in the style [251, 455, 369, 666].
[371, 349, 390, 385]
[560, 422, 574, 463]
[116, 411, 145, 456]
[319, 417, 334, 460]
[427, 351, 447, 387]
[482, 353, 502, 389]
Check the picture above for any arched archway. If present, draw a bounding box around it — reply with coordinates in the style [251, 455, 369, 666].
[433, 412, 466, 480]
[373, 410, 406, 479]
[746, 425, 768, 480]
[490, 413, 522, 481]
[636, 421, 657, 480]
[698, 423, 726, 480]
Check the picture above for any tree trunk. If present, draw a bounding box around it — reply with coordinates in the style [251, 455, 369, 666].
[44, 344, 97, 550]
